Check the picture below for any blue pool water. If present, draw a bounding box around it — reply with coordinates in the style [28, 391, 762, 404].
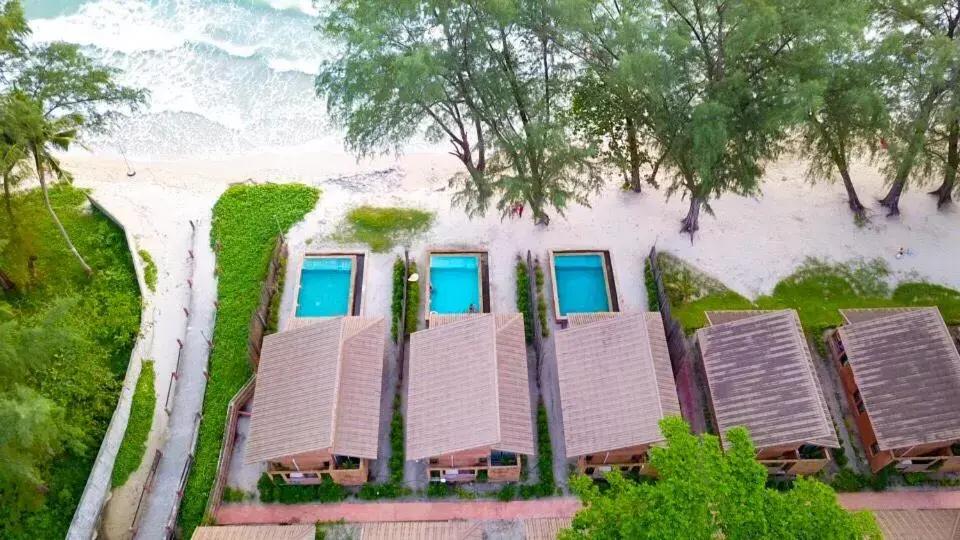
[554, 254, 610, 316]
[295, 257, 353, 317]
[430, 254, 481, 314]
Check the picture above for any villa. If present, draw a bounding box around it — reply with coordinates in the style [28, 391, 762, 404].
[245, 316, 387, 486]
[406, 313, 534, 483]
[555, 312, 680, 477]
[697, 310, 839, 475]
[827, 307, 960, 473]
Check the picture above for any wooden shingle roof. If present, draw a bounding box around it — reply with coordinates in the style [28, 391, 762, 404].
[837, 307, 960, 450]
[557, 312, 680, 457]
[192, 525, 314, 540]
[245, 316, 386, 463]
[698, 310, 839, 450]
[406, 314, 534, 460]
[873, 510, 960, 540]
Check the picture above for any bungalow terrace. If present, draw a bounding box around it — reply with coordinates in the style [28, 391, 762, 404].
[192, 525, 314, 540]
[407, 313, 534, 483]
[555, 313, 681, 478]
[245, 316, 386, 486]
[827, 307, 960, 473]
[697, 310, 839, 475]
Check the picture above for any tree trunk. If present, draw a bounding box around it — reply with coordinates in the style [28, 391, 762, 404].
[647, 150, 666, 189]
[3, 172, 13, 223]
[880, 86, 944, 215]
[0, 268, 14, 291]
[837, 163, 866, 222]
[929, 118, 958, 209]
[626, 117, 642, 193]
[680, 197, 702, 240]
[33, 149, 93, 275]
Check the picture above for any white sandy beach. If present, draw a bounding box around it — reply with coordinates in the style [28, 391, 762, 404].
[66, 149, 960, 310]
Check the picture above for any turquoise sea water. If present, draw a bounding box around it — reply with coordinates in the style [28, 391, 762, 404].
[554, 253, 611, 316]
[429, 254, 481, 314]
[295, 256, 353, 317]
[23, 0, 334, 159]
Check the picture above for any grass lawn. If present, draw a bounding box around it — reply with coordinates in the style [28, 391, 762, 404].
[111, 360, 156, 488]
[0, 185, 141, 539]
[332, 206, 434, 252]
[138, 249, 157, 292]
[658, 252, 960, 335]
[178, 183, 319, 538]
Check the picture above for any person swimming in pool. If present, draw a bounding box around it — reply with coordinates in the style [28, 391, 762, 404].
[468, 303, 477, 313]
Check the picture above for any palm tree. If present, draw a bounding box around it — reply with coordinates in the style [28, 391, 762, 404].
[0, 141, 30, 223]
[3, 94, 91, 274]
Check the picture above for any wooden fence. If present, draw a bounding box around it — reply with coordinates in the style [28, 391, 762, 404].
[646, 246, 690, 376]
[128, 449, 163, 536]
[248, 236, 287, 371]
[204, 377, 256, 519]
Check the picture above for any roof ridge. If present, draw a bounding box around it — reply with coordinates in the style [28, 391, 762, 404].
[327, 318, 349, 451]
[489, 314, 503, 447]
[706, 309, 792, 329]
[788, 310, 840, 448]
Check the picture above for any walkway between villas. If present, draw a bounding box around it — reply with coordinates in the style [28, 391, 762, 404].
[838, 491, 960, 511]
[214, 490, 960, 526]
[216, 499, 583, 525]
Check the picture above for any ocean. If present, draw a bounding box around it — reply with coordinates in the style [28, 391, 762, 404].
[24, 0, 338, 160]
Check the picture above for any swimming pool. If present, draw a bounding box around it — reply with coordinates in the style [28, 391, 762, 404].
[552, 252, 612, 317]
[429, 253, 482, 314]
[295, 256, 355, 317]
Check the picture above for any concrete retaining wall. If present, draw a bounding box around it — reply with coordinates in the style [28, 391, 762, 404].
[66, 196, 155, 540]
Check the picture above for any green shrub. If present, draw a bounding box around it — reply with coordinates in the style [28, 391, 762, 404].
[903, 472, 928, 486]
[0, 186, 141, 538]
[534, 264, 544, 290]
[333, 206, 434, 252]
[765, 476, 795, 492]
[257, 473, 279, 503]
[389, 393, 405, 484]
[358, 482, 410, 500]
[477, 470, 488, 483]
[644, 259, 660, 311]
[516, 258, 533, 342]
[265, 253, 287, 335]
[892, 282, 960, 325]
[830, 468, 867, 492]
[138, 249, 158, 292]
[536, 401, 555, 492]
[179, 184, 319, 536]
[536, 293, 549, 337]
[390, 258, 405, 341]
[497, 483, 517, 501]
[456, 487, 476, 499]
[221, 486, 247, 502]
[111, 361, 156, 488]
[427, 482, 453, 498]
[405, 261, 419, 335]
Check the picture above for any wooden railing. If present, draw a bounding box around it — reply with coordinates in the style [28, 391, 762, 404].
[204, 377, 256, 518]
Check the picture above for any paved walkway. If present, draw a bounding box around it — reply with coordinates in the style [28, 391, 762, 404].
[839, 491, 960, 511]
[216, 499, 582, 525]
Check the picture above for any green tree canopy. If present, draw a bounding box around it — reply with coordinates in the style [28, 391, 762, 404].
[317, 0, 602, 225]
[561, 418, 881, 540]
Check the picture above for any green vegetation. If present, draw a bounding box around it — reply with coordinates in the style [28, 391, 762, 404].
[497, 482, 517, 501]
[265, 253, 287, 335]
[358, 482, 411, 500]
[389, 393, 404, 484]
[111, 361, 156, 488]
[659, 252, 960, 334]
[179, 184, 319, 537]
[561, 418, 881, 540]
[520, 401, 555, 499]
[256, 473, 347, 504]
[515, 257, 533, 342]
[221, 486, 251, 503]
[138, 249, 157, 292]
[427, 481, 454, 498]
[534, 261, 549, 337]
[644, 259, 660, 311]
[332, 206, 434, 252]
[405, 261, 419, 335]
[390, 258, 405, 340]
[0, 186, 141, 539]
